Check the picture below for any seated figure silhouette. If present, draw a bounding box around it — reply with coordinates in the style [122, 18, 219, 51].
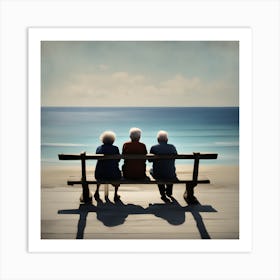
[122, 127, 148, 179]
[149, 130, 178, 203]
[94, 131, 122, 202]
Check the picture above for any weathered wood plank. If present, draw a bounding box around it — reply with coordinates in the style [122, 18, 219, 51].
[67, 179, 210, 185]
[58, 153, 218, 160]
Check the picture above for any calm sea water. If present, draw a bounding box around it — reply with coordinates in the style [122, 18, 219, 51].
[41, 107, 239, 166]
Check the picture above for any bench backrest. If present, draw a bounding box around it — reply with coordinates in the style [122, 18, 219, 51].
[58, 152, 218, 184]
[58, 153, 218, 160]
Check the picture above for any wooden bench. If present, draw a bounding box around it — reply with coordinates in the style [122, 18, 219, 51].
[58, 152, 218, 204]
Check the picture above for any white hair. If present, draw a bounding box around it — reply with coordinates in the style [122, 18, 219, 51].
[157, 130, 168, 142]
[129, 127, 142, 141]
[100, 131, 116, 144]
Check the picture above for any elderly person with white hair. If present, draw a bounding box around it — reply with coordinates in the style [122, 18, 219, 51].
[122, 127, 148, 179]
[94, 131, 122, 202]
[150, 130, 178, 203]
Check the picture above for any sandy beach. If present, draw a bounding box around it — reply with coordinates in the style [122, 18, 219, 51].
[41, 164, 239, 239]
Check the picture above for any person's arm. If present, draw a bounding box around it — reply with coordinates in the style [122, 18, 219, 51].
[144, 144, 148, 154]
[115, 146, 121, 162]
[96, 146, 102, 154]
[148, 146, 154, 162]
[122, 143, 127, 154]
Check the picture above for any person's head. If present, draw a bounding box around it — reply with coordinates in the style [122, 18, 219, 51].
[157, 130, 168, 143]
[100, 131, 116, 145]
[129, 127, 142, 142]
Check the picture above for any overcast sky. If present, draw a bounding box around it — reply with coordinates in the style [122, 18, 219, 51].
[41, 41, 239, 107]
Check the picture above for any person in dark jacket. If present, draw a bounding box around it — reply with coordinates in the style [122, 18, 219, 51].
[94, 131, 121, 201]
[150, 130, 178, 202]
[122, 127, 148, 179]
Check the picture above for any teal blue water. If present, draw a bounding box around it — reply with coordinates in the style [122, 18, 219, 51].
[41, 107, 239, 166]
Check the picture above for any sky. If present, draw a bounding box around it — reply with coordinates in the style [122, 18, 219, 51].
[41, 41, 239, 107]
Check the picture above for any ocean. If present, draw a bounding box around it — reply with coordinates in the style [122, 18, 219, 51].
[41, 107, 239, 166]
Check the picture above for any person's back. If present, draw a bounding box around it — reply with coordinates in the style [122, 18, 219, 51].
[122, 127, 147, 179]
[94, 131, 121, 202]
[150, 142, 177, 179]
[149, 130, 178, 202]
[95, 144, 121, 180]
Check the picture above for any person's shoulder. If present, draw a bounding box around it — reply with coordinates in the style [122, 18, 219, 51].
[96, 145, 104, 153]
[150, 144, 160, 152]
[112, 144, 120, 152]
[168, 143, 176, 148]
[150, 143, 160, 149]
[123, 141, 130, 146]
[167, 143, 177, 153]
[139, 142, 147, 147]
[122, 141, 131, 153]
[139, 142, 148, 152]
[122, 142, 128, 149]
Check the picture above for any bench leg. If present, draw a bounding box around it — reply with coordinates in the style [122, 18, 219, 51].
[80, 152, 92, 203]
[184, 183, 199, 205]
[80, 182, 92, 204]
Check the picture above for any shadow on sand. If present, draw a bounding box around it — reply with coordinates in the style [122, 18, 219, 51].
[58, 198, 217, 239]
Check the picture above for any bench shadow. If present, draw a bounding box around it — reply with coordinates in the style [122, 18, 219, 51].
[58, 198, 217, 239]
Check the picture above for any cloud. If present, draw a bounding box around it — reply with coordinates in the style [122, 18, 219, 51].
[41, 41, 239, 106]
[42, 71, 238, 107]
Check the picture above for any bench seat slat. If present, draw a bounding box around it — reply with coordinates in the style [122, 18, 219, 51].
[67, 179, 210, 185]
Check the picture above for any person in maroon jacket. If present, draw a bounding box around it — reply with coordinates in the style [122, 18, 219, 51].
[122, 127, 148, 179]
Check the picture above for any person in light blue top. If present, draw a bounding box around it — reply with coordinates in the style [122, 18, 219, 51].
[149, 130, 178, 203]
[94, 131, 122, 202]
